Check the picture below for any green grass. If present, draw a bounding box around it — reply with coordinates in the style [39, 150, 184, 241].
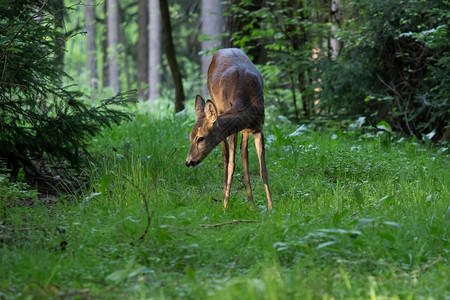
[1, 106, 449, 299]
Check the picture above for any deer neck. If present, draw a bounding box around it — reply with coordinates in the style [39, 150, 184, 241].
[213, 104, 261, 140]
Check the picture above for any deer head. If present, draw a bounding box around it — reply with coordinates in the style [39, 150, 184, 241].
[186, 95, 221, 167]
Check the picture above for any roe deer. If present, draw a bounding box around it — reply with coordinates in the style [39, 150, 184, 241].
[185, 48, 273, 210]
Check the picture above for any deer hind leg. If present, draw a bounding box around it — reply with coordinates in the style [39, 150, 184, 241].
[240, 132, 253, 203]
[223, 133, 237, 208]
[254, 132, 273, 210]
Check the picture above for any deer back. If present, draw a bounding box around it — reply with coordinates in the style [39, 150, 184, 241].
[207, 48, 265, 131]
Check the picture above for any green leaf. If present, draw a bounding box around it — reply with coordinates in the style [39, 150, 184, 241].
[378, 195, 393, 207]
[318, 228, 362, 236]
[105, 258, 145, 285]
[376, 121, 392, 133]
[17, 168, 26, 182]
[353, 186, 364, 205]
[423, 130, 436, 141]
[272, 125, 289, 146]
[106, 269, 129, 284]
[99, 174, 112, 194]
[316, 240, 337, 249]
[377, 232, 396, 243]
[186, 265, 196, 281]
[358, 218, 374, 228]
[332, 209, 349, 226]
[382, 221, 401, 227]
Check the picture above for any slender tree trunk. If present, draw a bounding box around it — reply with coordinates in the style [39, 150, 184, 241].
[107, 0, 120, 93]
[159, 0, 185, 112]
[118, 6, 131, 91]
[329, 0, 342, 59]
[137, 0, 149, 99]
[290, 74, 300, 122]
[292, 0, 310, 117]
[149, 0, 161, 101]
[123, 47, 132, 91]
[85, 0, 98, 94]
[102, 1, 109, 88]
[201, 0, 223, 96]
[298, 72, 309, 117]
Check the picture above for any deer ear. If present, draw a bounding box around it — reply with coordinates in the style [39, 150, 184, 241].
[194, 95, 205, 118]
[205, 100, 218, 122]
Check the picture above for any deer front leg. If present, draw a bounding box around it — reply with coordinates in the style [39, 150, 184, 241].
[241, 132, 253, 203]
[223, 133, 237, 208]
[221, 140, 229, 202]
[254, 132, 273, 210]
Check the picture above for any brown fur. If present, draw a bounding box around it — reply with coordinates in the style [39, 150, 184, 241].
[186, 48, 273, 210]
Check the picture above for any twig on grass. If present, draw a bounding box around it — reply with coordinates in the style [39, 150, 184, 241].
[199, 219, 260, 229]
[415, 255, 442, 273]
[120, 147, 182, 242]
[351, 255, 443, 276]
[120, 175, 154, 241]
[61, 288, 91, 297]
[354, 259, 407, 275]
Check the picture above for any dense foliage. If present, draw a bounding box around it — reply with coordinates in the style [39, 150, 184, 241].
[0, 0, 135, 180]
[230, 0, 449, 141]
[322, 0, 450, 140]
[229, 0, 330, 121]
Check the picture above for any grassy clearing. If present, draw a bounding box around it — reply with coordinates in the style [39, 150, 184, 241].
[1, 105, 449, 299]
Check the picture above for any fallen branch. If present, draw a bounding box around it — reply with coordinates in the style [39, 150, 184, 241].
[417, 255, 442, 273]
[121, 147, 181, 242]
[121, 175, 153, 241]
[349, 255, 443, 276]
[199, 219, 260, 229]
[61, 288, 91, 297]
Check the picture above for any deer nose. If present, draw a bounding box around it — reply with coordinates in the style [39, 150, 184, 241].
[186, 160, 197, 167]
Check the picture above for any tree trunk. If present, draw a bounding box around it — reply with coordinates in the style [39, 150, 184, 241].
[149, 0, 161, 101]
[290, 0, 310, 117]
[329, 0, 342, 59]
[118, 6, 131, 91]
[107, 0, 120, 93]
[137, 0, 149, 100]
[298, 72, 309, 117]
[201, 0, 223, 96]
[85, 0, 98, 94]
[159, 0, 185, 112]
[102, 1, 109, 88]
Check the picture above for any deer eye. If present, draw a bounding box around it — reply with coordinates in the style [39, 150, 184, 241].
[197, 137, 204, 143]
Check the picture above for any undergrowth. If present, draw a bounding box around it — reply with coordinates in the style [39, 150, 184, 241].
[1, 104, 449, 299]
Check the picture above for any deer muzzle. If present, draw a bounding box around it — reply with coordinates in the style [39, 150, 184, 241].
[185, 159, 199, 168]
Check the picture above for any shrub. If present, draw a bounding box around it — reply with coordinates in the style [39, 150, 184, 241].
[0, 0, 136, 181]
[320, 0, 450, 140]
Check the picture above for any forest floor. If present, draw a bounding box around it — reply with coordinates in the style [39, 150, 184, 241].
[1, 106, 449, 299]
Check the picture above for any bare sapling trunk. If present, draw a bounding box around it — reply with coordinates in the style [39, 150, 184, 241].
[159, 0, 184, 112]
